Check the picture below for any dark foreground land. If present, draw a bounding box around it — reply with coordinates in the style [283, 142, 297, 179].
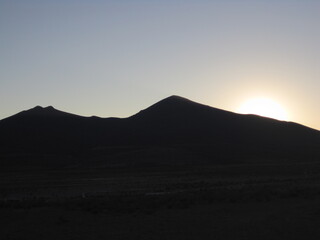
[2, 161, 320, 240]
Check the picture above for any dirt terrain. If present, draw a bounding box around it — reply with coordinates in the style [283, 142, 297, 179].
[2, 162, 320, 240]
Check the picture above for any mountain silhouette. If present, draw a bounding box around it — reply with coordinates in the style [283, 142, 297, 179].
[0, 96, 319, 166]
[15, 105, 75, 117]
[130, 96, 319, 145]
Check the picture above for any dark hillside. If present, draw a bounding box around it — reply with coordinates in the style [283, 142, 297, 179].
[0, 96, 319, 167]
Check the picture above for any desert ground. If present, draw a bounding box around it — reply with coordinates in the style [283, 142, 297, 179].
[2, 160, 320, 240]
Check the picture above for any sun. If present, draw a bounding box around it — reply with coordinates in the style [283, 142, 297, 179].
[237, 98, 288, 121]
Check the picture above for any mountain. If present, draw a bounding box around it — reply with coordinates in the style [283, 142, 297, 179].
[0, 105, 125, 154]
[129, 96, 320, 146]
[0, 96, 319, 167]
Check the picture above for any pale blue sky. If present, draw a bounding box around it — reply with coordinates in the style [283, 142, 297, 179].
[1, 0, 319, 130]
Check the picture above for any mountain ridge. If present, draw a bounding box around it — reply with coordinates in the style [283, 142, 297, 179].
[2, 96, 318, 133]
[0, 95, 319, 167]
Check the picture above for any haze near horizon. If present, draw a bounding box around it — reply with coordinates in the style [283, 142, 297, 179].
[1, 0, 319, 130]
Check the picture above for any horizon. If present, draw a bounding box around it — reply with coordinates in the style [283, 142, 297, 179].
[1, 95, 319, 132]
[1, 1, 319, 130]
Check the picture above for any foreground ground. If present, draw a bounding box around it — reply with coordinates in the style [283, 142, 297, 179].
[1, 161, 320, 240]
[2, 197, 320, 240]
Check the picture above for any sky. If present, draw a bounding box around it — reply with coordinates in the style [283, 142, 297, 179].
[1, 0, 319, 130]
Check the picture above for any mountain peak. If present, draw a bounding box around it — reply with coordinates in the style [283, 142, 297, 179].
[45, 106, 55, 110]
[163, 95, 191, 102]
[152, 95, 198, 107]
[33, 105, 55, 111]
[130, 95, 215, 120]
[7, 105, 79, 120]
[29, 105, 57, 114]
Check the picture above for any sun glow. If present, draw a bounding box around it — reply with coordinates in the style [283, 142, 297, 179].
[237, 98, 288, 121]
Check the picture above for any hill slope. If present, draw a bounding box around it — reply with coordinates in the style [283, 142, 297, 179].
[0, 96, 319, 166]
